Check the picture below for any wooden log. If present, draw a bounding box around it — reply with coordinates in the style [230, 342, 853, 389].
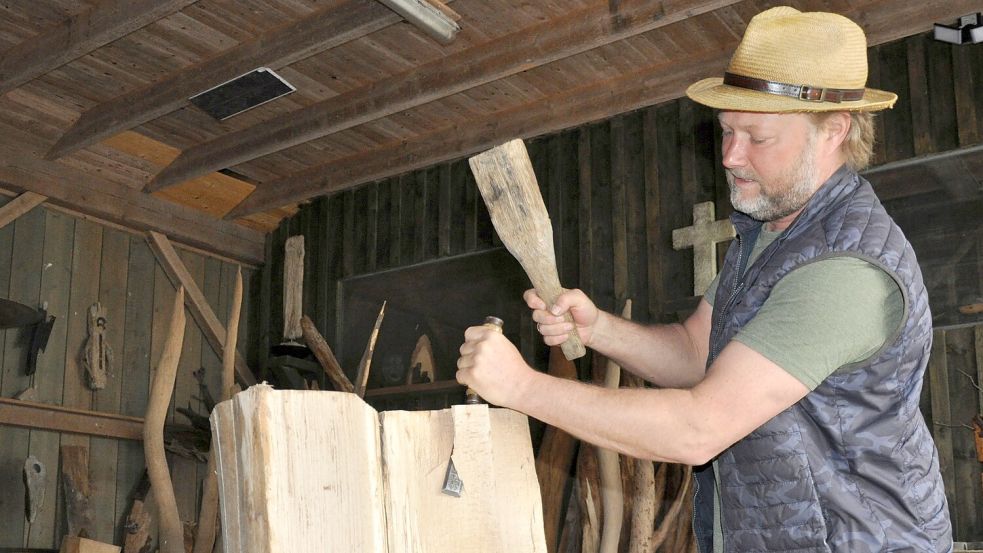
[211, 386, 546, 552]
[300, 315, 354, 393]
[60, 445, 92, 538]
[469, 139, 585, 360]
[597, 300, 630, 553]
[626, 375, 656, 553]
[650, 465, 692, 551]
[535, 347, 580, 553]
[143, 287, 186, 553]
[354, 301, 387, 397]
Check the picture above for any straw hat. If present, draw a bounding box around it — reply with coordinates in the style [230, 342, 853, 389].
[686, 6, 897, 112]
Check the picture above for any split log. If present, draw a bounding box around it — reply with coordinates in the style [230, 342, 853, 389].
[143, 286, 186, 553]
[578, 436, 601, 553]
[624, 372, 656, 553]
[61, 445, 92, 538]
[650, 465, 692, 551]
[193, 267, 243, 553]
[535, 346, 580, 553]
[469, 139, 585, 360]
[300, 315, 354, 393]
[597, 300, 630, 553]
[354, 301, 386, 397]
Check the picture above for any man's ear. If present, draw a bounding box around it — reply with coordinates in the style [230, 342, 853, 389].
[820, 112, 851, 152]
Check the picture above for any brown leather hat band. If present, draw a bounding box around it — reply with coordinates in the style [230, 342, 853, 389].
[723, 72, 866, 103]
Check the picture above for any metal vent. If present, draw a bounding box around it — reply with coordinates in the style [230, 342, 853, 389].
[189, 68, 295, 120]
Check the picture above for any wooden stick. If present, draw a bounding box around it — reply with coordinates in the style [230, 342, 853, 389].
[649, 465, 692, 551]
[469, 139, 585, 360]
[122, 472, 152, 553]
[354, 301, 386, 397]
[193, 267, 243, 553]
[598, 300, 630, 553]
[143, 286, 186, 553]
[535, 346, 581, 553]
[301, 315, 354, 393]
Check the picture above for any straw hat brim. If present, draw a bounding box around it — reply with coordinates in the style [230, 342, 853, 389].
[686, 77, 897, 112]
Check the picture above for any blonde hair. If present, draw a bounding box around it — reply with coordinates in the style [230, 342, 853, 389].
[809, 111, 876, 171]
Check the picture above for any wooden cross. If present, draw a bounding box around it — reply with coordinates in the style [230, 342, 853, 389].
[672, 202, 736, 296]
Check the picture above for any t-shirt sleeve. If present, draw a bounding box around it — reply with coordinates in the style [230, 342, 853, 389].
[733, 256, 903, 390]
[704, 272, 721, 306]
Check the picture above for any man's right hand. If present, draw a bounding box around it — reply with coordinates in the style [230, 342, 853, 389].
[524, 288, 601, 348]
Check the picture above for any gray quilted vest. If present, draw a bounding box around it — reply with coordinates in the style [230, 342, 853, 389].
[694, 166, 952, 553]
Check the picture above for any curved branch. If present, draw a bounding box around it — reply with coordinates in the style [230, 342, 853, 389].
[143, 286, 186, 553]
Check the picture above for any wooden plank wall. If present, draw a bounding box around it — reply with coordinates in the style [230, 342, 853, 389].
[0, 199, 257, 550]
[265, 32, 983, 537]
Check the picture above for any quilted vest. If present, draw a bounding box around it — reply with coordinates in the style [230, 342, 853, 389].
[693, 166, 952, 553]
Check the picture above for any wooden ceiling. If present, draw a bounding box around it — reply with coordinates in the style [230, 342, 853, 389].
[0, 0, 977, 264]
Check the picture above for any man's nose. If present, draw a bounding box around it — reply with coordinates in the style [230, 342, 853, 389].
[722, 137, 746, 168]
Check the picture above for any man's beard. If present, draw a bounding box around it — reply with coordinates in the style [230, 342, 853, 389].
[726, 134, 818, 222]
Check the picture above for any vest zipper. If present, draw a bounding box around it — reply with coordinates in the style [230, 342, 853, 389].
[691, 470, 702, 553]
[710, 232, 753, 361]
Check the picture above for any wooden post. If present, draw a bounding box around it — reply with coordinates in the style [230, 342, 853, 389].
[469, 139, 586, 360]
[672, 201, 735, 296]
[282, 236, 304, 342]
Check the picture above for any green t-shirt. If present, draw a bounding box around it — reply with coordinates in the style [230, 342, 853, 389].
[703, 228, 904, 552]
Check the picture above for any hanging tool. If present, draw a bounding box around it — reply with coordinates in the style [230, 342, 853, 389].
[443, 316, 504, 497]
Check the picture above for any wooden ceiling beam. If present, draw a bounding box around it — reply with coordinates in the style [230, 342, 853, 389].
[46, 0, 406, 160]
[0, 0, 198, 96]
[226, 0, 980, 217]
[0, 128, 265, 264]
[145, 0, 744, 193]
[227, 50, 730, 218]
[0, 191, 46, 230]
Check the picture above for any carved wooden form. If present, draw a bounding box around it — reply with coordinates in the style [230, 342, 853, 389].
[671, 201, 736, 296]
[23, 454, 46, 524]
[469, 139, 585, 360]
[82, 302, 113, 390]
[143, 286, 186, 553]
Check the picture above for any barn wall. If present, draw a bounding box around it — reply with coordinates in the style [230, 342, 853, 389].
[0, 200, 258, 550]
[267, 32, 983, 539]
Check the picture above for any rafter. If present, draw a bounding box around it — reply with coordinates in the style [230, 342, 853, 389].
[0, 126, 264, 264]
[226, 0, 979, 217]
[145, 0, 743, 193]
[0, 0, 198, 96]
[0, 191, 46, 230]
[227, 50, 728, 218]
[46, 0, 405, 160]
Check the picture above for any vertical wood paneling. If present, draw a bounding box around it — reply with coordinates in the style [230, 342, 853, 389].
[577, 128, 593, 300]
[905, 36, 933, 156]
[951, 43, 981, 147]
[877, 40, 915, 162]
[399, 174, 415, 265]
[642, 107, 663, 323]
[610, 116, 629, 306]
[365, 184, 379, 273]
[437, 164, 453, 258]
[89, 228, 130, 543]
[623, 112, 649, 323]
[928, 329, 955, 517]
[946, 327, 983, 540]
[463, 165, 478, 252]
[25, 210, 73, 547]
[590, 123, 613, 315]
[413, 172, 427, 263]
[0, 207, 44, 548]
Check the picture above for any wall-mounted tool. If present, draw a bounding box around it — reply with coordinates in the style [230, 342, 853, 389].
[0, 298, 56, 375]
[82, 302, 113, 390]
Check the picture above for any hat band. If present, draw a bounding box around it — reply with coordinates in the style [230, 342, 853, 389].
[723, 72, 865, 103]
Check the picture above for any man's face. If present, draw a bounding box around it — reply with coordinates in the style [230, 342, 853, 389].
[718, 111, 820, 224]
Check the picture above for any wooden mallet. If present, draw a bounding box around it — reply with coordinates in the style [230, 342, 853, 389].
[469, 139, 586, 360]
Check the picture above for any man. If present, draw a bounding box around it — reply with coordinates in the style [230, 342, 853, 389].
[456, 6, 952, 553]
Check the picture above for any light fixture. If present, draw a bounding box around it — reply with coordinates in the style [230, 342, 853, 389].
[376, 0, 461, 44]
[933, 13, 983, 45]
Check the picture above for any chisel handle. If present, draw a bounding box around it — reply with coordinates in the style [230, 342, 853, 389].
[465, 316, 504, 404]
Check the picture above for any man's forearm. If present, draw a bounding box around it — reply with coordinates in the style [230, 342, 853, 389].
[588, 305, 709, 388]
